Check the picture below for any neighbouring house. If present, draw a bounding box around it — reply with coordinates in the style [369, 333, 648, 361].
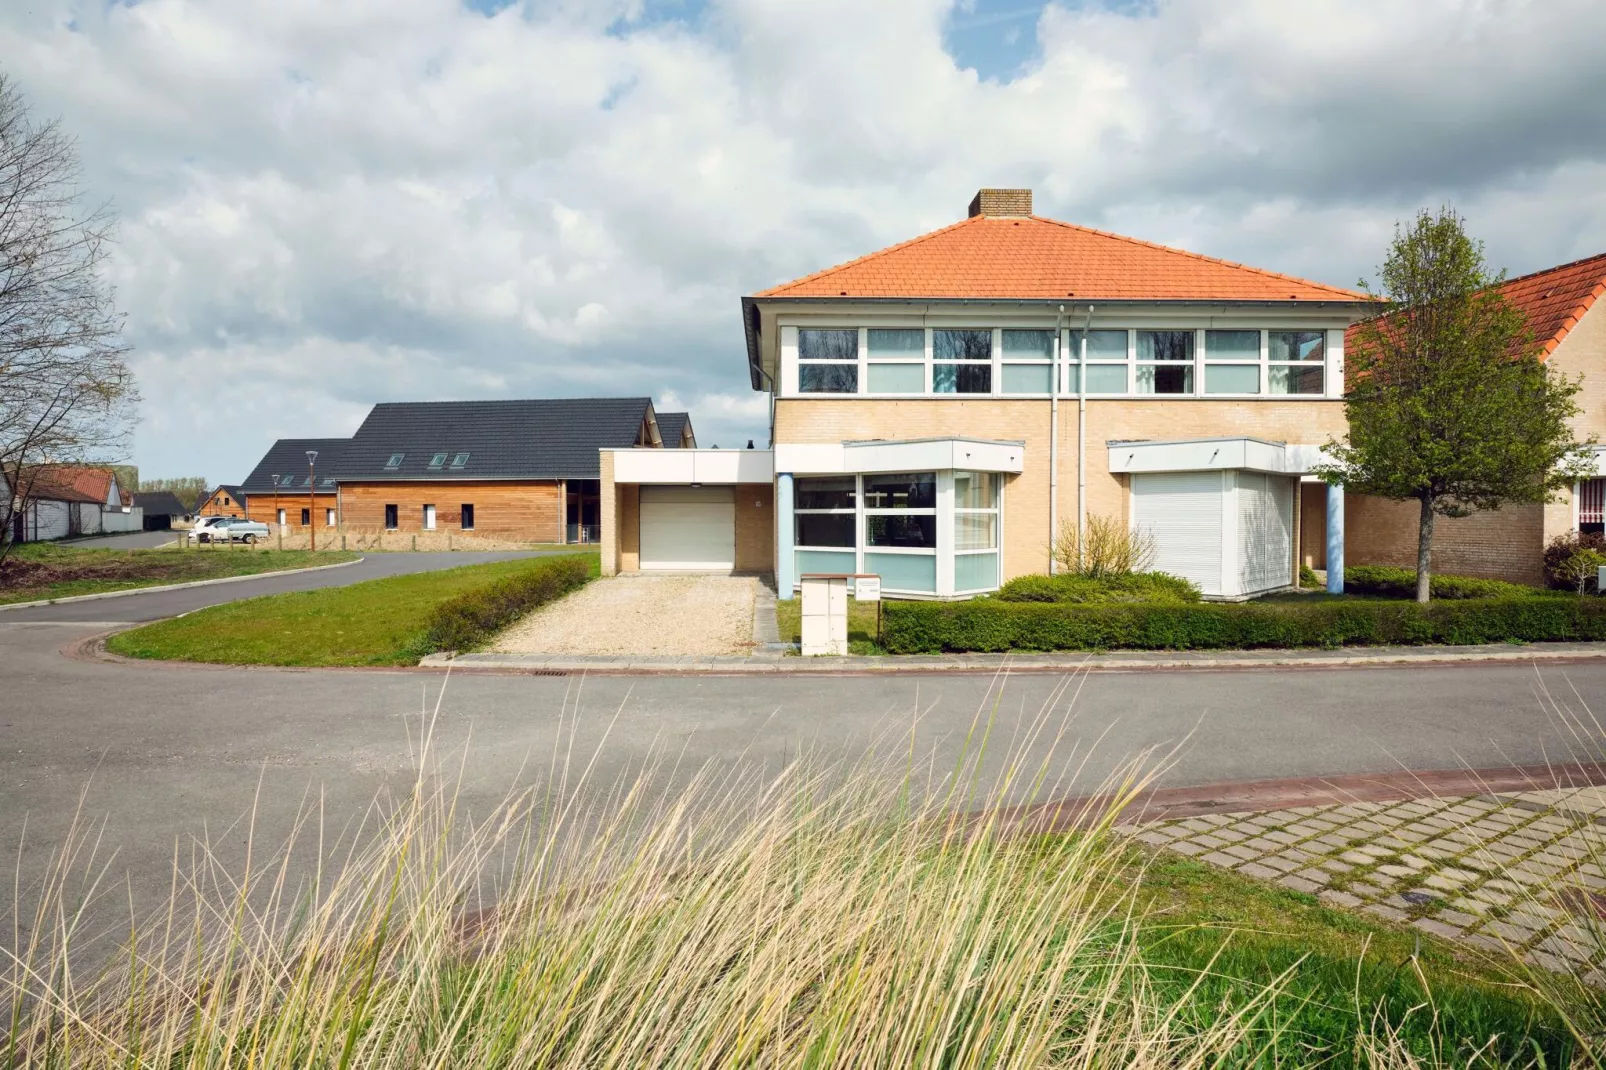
[134, 490, 191, 530]
[1333, 252, 1606, 586]
[240, 438, 350, 531]
[198, 485, 246, 518]
[5, 464, 142, 542]
[600, 188, 1377, 599]
[334, 398, 674, 543]
[655, 412, 698, 449]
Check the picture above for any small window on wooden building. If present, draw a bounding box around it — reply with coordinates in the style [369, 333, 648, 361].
[384, 504, 398, 529]
[461, 504, 474, 530]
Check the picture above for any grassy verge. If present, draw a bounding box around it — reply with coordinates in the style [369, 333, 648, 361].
[0, 542, 358, 605]
[774, 594, 885, 653]
[106, 553, 599, 666]
[1130, 850, 1564, 1063]
[8, 738, 1588, 1068]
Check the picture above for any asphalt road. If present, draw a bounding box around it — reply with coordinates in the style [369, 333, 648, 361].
[2, 549, 547, 622]
[5, 608, 1605, 941]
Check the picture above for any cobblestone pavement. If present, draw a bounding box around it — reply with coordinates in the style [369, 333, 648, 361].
[1135, 787, 1606, 976]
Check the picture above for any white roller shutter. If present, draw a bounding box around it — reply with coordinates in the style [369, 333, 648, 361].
[1130, 472, 1223, 596]
[639, 486, 736, 570]
[1236, 473, 1294, 595]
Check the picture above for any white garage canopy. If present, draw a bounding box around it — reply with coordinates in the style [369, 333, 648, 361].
[1129, 470, 1296, 599]
[639, 485, 737, 570]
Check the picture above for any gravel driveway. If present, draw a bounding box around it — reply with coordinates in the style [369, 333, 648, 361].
[493, 574, 758, 656]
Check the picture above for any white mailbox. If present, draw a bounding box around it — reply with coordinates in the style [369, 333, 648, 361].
[800, 574, 849, 656]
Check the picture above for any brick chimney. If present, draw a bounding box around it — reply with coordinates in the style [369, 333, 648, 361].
[967, 188, 1032, 218]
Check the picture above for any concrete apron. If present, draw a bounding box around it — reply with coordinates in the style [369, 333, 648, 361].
[423, 641, 1606, 675]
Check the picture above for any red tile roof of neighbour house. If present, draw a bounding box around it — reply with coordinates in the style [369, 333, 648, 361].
[11, 466, 107, 504]
[1491, 252, 1606, 358]
[753, 214, 1366, 303]
[1343, 251, 1606, 361]
[20, 465, 115, 504]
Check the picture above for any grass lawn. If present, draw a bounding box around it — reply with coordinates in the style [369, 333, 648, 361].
[774, 594, 886, 653]
[0, 542, 359, 605]
[1128, 849, 1567, 1063]
[106, 553, 599, 667]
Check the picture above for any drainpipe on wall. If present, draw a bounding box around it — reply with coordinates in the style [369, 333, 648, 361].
[1078, 304, 1094, 570]
[1050, 305, 1065, 574]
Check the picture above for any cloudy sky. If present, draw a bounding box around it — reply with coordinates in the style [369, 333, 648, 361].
[3, 0, 1604, 482]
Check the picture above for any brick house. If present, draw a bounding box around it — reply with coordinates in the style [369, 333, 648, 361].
[599, 188, 1376, 599]
[334, 397, 674, 543]
[1335, 252, 1606, 585]
[240, 437, 349, 531]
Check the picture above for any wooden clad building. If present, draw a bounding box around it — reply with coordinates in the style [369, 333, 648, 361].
[241, 438, 349, 530]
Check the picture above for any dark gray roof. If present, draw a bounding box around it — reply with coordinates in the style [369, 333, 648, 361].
[135, 490, 189, 516]
[241, 439, 349, 494]
[336, 398, 653, 482]
[656, 412, 695, 448]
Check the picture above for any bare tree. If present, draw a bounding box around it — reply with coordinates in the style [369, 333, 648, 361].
[0, 73, 137, 562]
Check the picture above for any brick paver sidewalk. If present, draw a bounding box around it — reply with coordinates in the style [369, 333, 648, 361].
[1134, 787, 1606, 976]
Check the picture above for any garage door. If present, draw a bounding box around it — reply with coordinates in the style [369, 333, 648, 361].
[640, 486, 736, 570]
[1130, 472, 1224, 596]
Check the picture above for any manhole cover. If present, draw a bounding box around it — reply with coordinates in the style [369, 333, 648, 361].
[1556, 887, 1606, 919]
[1401, 891, 1439, 906]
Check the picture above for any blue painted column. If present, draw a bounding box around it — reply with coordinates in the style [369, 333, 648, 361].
[1326, 482, 1345, 594]
[777, 472, 795, 600]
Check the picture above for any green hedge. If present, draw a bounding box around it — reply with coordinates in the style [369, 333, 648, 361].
[994, 571, 1201, 605]
[882, 595, 1606, 654]
[1343, 565, 1537, 600]
[422, 554, 593, 653]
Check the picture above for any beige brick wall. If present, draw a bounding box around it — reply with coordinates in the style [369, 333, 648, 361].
[619, 484, 640, 571]
[773, 397, 1348, 581]
[1299, 483, 1327, 569]
[1543, 299, 1606, 544]
[1346, 494, 1546, 585]
[599, 452, 617, 575]
[734, 483, 774, 572]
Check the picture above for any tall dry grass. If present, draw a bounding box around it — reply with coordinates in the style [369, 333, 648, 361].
[4, 673, 1604, 1067]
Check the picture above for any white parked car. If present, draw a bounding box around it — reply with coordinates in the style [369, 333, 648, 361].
[190, 517, 270, 543]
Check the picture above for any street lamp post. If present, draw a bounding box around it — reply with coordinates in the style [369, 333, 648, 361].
[306, 450, 319, 552]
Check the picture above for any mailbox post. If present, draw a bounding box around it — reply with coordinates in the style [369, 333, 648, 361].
[799, 573, 881, 656]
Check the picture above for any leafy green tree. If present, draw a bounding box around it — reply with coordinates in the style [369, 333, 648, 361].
[1315, 208, 1589, 603]
[140, 475, 210, 509]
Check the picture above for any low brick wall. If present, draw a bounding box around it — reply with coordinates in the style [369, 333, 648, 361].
[1346, 493, 1545, 586]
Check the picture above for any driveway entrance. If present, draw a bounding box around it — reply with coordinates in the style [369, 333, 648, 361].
[494, 573, 759, 655]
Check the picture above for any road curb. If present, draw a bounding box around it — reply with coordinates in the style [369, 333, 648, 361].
[0, 555, 366, 612]
[420, 641, 1606, 675]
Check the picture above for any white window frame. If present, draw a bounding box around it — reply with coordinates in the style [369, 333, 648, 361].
[1202, 328, 1265, 396]
[864, 327, 928, 395]
[795, 326, 861, 395]
[792, 476, 858, 558]
[999, 328, 1058, 396]
[1267, 329, 1329, 396]
[931, 328, 995, 396]
[862, 471, 939, 594]
[952, 471, 1002, 595]
[1134, 329, 1197, 396]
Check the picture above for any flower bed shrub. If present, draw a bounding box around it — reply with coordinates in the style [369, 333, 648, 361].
[882, 594, 1606, 654]
[422, 554, 593, 653]
[1544, 532, 1606, 591]
[994, 571, 1201, 605]
[1343, 565, 1537, 600]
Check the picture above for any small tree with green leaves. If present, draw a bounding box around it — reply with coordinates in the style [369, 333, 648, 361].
[1314, 208, 1589, 603]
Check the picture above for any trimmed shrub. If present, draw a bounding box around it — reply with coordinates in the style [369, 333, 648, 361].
[1343, 565, 1536, 600]
[881, 594, 1606, 654]
[1299, 564, 1320, 590]
[422, 554, 592, 653]
[1544, 532, 1606, 591]
[994, 571, 1201, 605]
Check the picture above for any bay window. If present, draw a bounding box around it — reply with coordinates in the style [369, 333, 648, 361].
[933, 329, 992, 394]
[1268, 330, 1325, 394]
[793, 476, 857, 575]
[1205, 329, 1261, 394]
[798, 328, 858, 393]
[953, 471, 1000, 592]
[866, 328, 925, 393]
[1000, 329, 1055, 394]
[1136, 330, 1194, 394]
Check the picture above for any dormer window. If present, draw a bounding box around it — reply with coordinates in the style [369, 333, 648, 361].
[384, 453, 404, 470]
[428, 452, 448, 470]
[279, 475, 297, 487]
[450, 452, 469, 469]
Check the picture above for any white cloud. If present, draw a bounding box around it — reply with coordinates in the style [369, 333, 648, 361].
[1, 0, 1603, 479]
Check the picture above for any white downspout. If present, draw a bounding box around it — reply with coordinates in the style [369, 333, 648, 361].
[1078, 304, 1094, 570]
[1050, 304, 1065, 574]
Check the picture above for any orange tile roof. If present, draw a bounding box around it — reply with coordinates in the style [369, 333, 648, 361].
[753, 214, 1365, 302]
[1490, 252, 1606, 357]
[13, 465, 111, 504]
[1343, 252, 1606, 360]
